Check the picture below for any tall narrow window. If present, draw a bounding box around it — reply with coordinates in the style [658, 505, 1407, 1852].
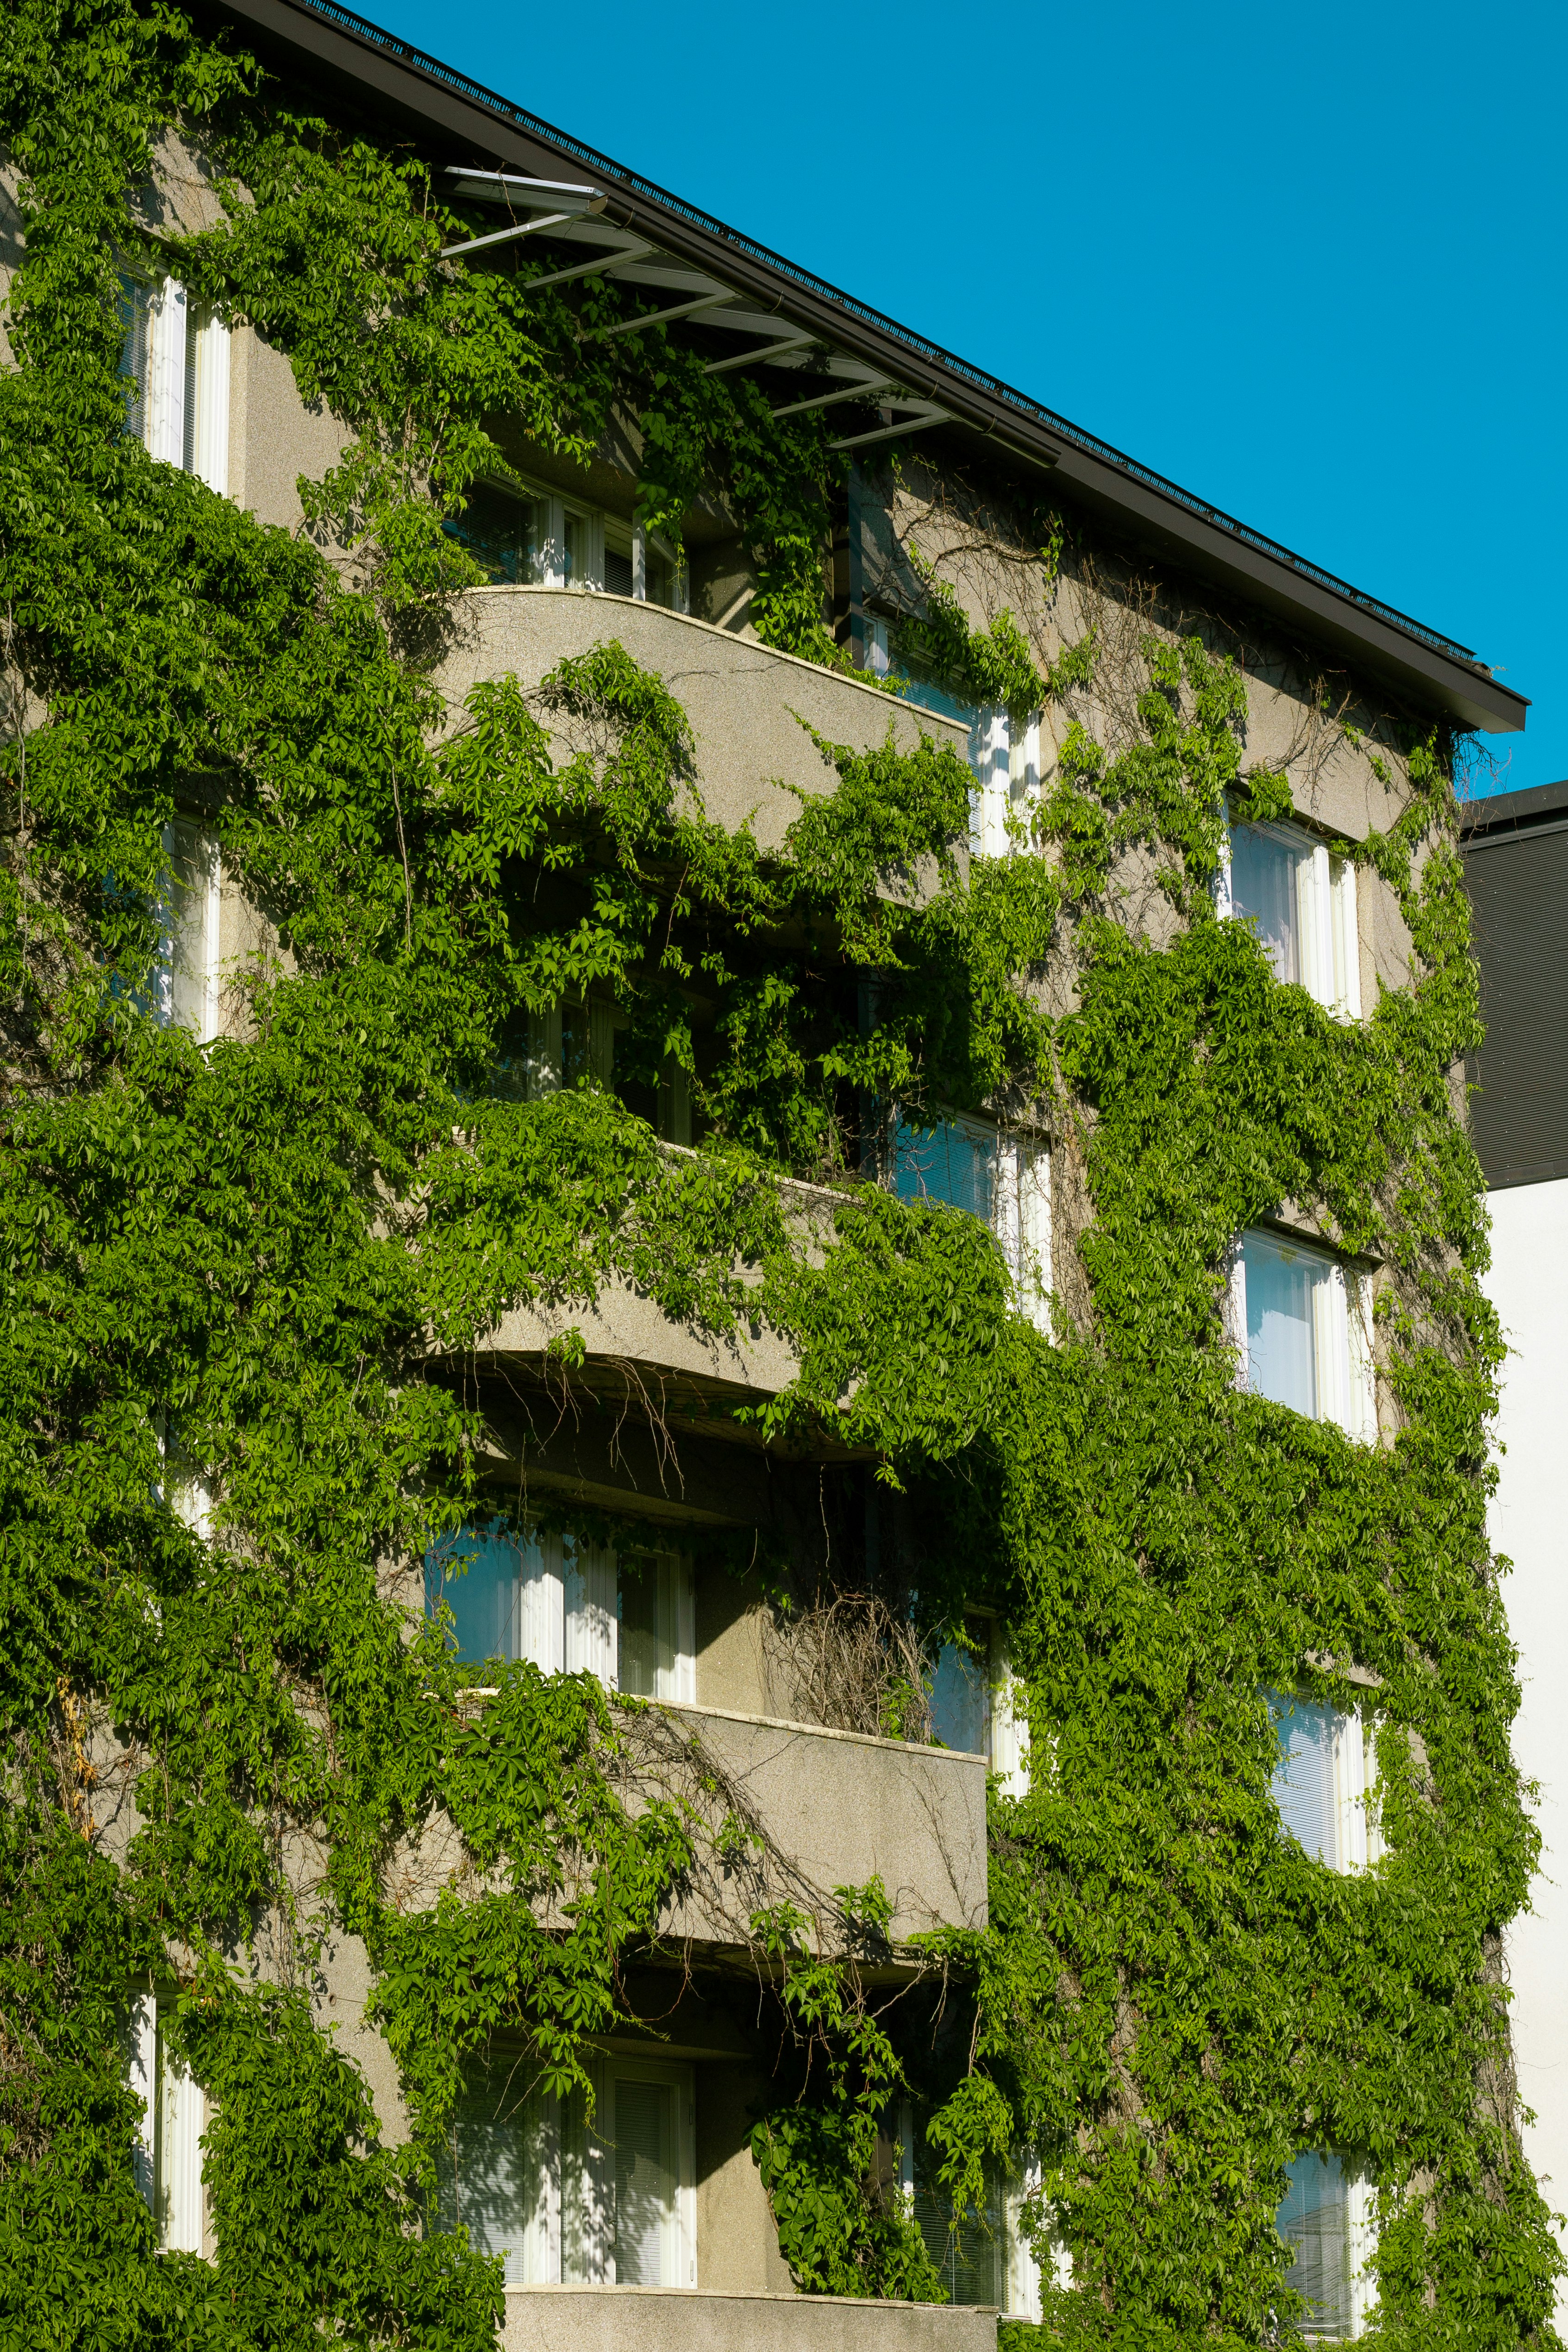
[121, 276, 229, 488]
[127, 1994, 204, 2253]
[618, 1550, 695, 1702]
[1278, 2149, 1375, 2338]
[1267, 1691, 1380, 1872]
[931, 1618, 1030, 1797]
[1231, 1230, 1375, 1441]
[999, 1136, 1051, 1336]
[969, 709, 1012, 857]
[426, 1521, 693, 1701]
[437, 2058, 694, 2287]
[158, 820, 221, 1041]
[1223, 814, 1361, 1019]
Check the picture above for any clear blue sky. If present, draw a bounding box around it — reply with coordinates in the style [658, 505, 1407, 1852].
[362, 0, 1563, 799]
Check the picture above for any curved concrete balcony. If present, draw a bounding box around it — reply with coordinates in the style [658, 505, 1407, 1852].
[436, 587, 970, 852]
[653, 1701, 987, 1947]
[464, 1168, 860, 1424]
[398, 1698, 987, 1956]
[500, 2286, 997, 2352]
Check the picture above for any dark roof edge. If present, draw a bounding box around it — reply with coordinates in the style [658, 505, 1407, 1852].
[1459, 780, 1568, 839]
[211, 0, 1529, 737]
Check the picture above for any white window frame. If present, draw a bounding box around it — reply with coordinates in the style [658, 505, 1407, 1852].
[1228, 1229, 1377, 1443]
[127, 1992, 205, 2252]
[123, 275, 230, 492]
[1218, 808, 1361, 1021]
[1268, 1691, 1383, 1875]
[157, 820, 223, 1042]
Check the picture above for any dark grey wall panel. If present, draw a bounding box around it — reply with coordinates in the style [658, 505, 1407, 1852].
[1464, 815, 1568, 1187]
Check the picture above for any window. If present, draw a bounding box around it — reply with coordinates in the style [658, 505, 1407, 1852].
[1268, 1692, 1380, 1873]
[426, 1521, 695, 1701]
[895, 2107, 1044, 2318]
[1221, 814, 1360, 1020]
[931, 1616, 1029, 1798]
[121, 276, 229, 492]
[437, 2055, 695, 2287]
[969, 707, 1041, 859]
[892, 1114, 1050, 1334]
[1231, 1229, 1375, 1441]
[127, 1993, 204, 2253]
[1278, 2150, 1375, 2338]
[157, 820, 222, 1040]
[861, 623, 1040, 859]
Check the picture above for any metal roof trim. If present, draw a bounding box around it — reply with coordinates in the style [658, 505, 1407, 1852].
[212, 0, 1527, 731]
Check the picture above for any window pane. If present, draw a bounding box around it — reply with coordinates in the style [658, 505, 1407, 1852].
[446, 484, 534, 583]
[1243, 1232, 1320, 1416]
[1268, 1691, 1338, 1865]
[913, 2170, 1004, 2305]
[931, 1638, 987, 1756]
[1231, 824, 1303, 986]
[894, 1119, 995, 1220]
[605, 545, 634, 597]
[436, 2078, 548, 2285]
[163, 821, 215, 1037]
[427, 1519, 526, 1664]
[618, 1554, 672, 1699]
[1279, 2149, 1354, 2338]
[613, 2078, 674, 2285]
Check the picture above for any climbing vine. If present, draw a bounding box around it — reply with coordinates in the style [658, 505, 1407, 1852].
[0, 1, 1561, 2346]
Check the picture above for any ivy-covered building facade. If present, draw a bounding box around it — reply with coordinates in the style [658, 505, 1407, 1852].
[0, 1, 1559, 2346]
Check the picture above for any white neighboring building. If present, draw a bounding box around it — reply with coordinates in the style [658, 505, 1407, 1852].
[1463, 781, 1568, 2325]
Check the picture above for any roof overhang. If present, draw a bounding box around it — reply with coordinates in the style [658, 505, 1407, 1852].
[210, 0, 1529, 736]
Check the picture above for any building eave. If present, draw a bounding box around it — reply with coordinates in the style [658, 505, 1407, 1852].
[211, 0, 1529, 737]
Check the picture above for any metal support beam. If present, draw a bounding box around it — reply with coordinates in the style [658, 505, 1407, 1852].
[523, 242, 655, 293]
[772, 378, 896, 421]
[598, 291, 733, 337]
[441, 211, 572, 259]
[704, 331, 818, 376]
[829, 410, 950, 453]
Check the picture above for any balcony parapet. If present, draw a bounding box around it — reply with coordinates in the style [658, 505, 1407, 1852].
[654, 1701, 987, 1946]
[411, 1697, 987, 1954]
[460, 1162, 864, 1411]
[436, 587, 971, 853]
[500, 2283, 998, 2352]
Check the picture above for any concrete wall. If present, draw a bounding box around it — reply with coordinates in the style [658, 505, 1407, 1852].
[434, 589, 970, 854]
[1483, 1176, 1568, 2327]
[694, 2059, 795, 2294]
[500, 2286, 997, 2352]
[660, 1703, 987, 1945]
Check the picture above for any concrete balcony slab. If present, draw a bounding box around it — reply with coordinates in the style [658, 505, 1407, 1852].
[500, 2285, 997, 2352]
[650, 1702, 987, 1945]
[437, 587, 971, 853]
